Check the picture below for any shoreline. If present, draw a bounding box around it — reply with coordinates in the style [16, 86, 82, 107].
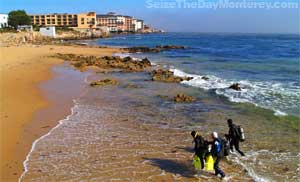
[19, 101, 79, 182]
[2, 34, 299, 182]
[0, 44, 122, 181]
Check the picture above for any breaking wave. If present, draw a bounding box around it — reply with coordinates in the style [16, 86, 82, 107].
[171, 68, 300, 116]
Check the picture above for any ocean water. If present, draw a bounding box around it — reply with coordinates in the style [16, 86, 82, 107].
[89, 33, 300, 116]
[20, 34, 300, 182]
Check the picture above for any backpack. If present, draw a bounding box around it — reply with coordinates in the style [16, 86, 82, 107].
[211, 138, 222, 157]
[235, 125, 245, 142]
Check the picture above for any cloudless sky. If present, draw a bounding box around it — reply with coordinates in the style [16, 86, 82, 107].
[0, 0, 299, 34]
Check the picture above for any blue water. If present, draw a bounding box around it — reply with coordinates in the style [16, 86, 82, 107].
[87, 33, 300, 116]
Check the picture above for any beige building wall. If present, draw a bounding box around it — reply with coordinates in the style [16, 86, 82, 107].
[30, 12, 96, 29]
[76, 12, 96, 29]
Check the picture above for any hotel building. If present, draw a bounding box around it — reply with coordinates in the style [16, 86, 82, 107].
[96, 13, 144, 32]
[30, 12, 96, 29]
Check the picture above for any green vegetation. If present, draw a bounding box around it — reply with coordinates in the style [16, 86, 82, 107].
[8, 10, 31, 29]
[0, 27, 17, 33]
[33, 24, 40, 31]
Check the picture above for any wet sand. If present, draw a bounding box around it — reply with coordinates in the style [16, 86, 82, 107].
[17, 66, 259, 182]
[0, 45, 121, 181]
[20, 71, 254, 182]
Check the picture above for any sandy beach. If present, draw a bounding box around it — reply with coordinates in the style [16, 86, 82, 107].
[0, 44, 121, 181]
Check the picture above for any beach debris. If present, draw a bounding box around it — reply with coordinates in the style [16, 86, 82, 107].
[174, 93, 196, 103]
[151, 69, 193, 83]
[123, 45, 185, 53]
[90, 79, 118, 87]
[229, 83, 242, 91]
[53, 54, 152, 72]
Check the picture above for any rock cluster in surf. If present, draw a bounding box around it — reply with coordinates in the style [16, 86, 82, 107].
[90, 79, 119, 87]
[229, 83, 242, 91]
[151, 69, 193, 83]
[53, 53, 151, 72]
[174, 93, 196, 103]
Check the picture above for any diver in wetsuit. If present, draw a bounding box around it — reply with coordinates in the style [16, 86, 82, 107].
[226, 119, 245, 156]
[191, 131, 208, 169]
[211, 132, 226, 179]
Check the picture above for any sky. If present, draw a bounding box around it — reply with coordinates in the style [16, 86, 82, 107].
[0, 0, 299, 34]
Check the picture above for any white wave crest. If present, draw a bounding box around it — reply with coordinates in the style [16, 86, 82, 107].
[171, 68, 300, 116]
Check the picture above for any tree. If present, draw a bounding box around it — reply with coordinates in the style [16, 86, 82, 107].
[8, 10, 31, 29]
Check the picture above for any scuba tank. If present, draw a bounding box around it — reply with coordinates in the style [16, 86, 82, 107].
[239, 126, 245, 142]
[205, 154, 214, 171]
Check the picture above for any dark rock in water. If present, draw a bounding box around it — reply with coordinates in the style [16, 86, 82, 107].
[174, 93, 196, 103]
[53, 53, 152, 72]
[123, 45, 185, 53]
[123, 46, 159, 53]
[156, 45, 185, 49]
[151, 69, 193, 83]
[90, 79, 118, 87]
[229, 83, 242, 91]
[123, 56, 133, 62]
[201, 76, 209, 81]
[141, 58, 151, 66]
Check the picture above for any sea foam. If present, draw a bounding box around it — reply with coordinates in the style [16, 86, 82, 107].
[171, 68, 300, 116]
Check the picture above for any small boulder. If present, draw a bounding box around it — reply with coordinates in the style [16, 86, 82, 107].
[229, 83, 242, 91]
[174, 93, 196, 103]
[90, 79, 118, 87]
[151, 69, 193, 83]
[201, 76, 209, 80]
[141, 58, 151, 67]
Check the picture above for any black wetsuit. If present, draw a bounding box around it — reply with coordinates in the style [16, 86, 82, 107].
[211, 138, 225, 178]
[193, 135, 208, 169]
[228, 124, 245, 156]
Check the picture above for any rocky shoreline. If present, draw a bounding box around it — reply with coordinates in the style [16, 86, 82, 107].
[53, 44, 245, 95]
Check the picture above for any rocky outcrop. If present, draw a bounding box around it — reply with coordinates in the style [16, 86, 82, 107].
[53, 54, 152, 72]
[151, 69, 193, 83]
[229, 83, 242, 91]
[123, 45, 185, 53]
[90, 79, 118, 87]
[174, 94, 196, 103]
[155, 45, 185, 49]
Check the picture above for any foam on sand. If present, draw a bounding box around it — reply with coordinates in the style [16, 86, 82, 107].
[18, 101, 79, 182]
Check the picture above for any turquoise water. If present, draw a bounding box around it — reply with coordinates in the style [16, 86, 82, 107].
[86, 33, 300, 116]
